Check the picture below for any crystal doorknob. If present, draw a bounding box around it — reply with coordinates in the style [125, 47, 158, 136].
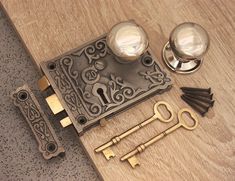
[162, 22, 210, 74]
[106, 21, 149, 63]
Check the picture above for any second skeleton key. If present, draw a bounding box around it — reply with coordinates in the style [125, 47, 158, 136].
[120, 108, 198, 168]
[95, 101, 174, 160]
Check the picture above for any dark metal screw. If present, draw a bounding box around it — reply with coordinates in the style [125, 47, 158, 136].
[181, 95, 208, 116]
[187, 93, 213, 100]
[182, 90, 213, 98]
[181, 87, 211, 94]
[182, 95, 210, 110]
[185, 94, 214, 107]
[95, 60, 106, 70]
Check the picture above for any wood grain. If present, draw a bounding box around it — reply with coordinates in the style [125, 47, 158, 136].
[1, 0, 235, 180]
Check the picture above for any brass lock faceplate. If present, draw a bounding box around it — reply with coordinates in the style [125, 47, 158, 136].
[40, 35, 172, 135]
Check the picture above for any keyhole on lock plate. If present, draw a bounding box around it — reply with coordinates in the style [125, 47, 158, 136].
[92, 83, 110, 106]
[97, 88, 108, 104]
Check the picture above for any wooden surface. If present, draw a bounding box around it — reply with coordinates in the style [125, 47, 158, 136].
[1, 0, 235, 180]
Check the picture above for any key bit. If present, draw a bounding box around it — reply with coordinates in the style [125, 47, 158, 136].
[102, 147, 116, 160]
[95, 136, 120, 160]
[121, 144, 146, 168]
[128, 156, 140, 168]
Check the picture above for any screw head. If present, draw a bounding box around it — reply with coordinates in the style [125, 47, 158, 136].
[94, 60, 106, 70]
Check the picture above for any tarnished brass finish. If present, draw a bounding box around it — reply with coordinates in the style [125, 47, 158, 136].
[38, 76, 50, 91]
[121, 108, 198, 168]
[95, 101, 174, 160]
[60, 117, 72, 128]
[46, 94, 64, 114]
[11, 85, 65, 159]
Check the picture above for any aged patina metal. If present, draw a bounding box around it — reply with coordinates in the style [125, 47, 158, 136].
[40, 34, 172, 135]
[11, 85, 65, 159]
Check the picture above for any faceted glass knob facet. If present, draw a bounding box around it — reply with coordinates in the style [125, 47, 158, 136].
[163, 22, 210, 74]
[107, 21, 149, 62]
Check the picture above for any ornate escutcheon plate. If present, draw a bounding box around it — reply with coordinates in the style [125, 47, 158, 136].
[40, 35, 172, 135]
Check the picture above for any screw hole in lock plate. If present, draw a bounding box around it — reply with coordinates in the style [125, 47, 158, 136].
[17, 90, 29, 101]
[46, 142, 57, 153]
[141, 55, 154, 67]
[48, 62, 56, 70]
[77, 115, 87, 125]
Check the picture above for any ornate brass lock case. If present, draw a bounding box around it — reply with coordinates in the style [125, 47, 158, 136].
[40, 35, 172, 135]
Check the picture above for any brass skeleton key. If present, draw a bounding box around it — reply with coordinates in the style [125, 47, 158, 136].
[120, 108, 198, 168]
[95, 101, 174, 160]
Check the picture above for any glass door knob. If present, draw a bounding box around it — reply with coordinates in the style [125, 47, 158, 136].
[106, 21, 149, 63]
[162, 22, 210, 74]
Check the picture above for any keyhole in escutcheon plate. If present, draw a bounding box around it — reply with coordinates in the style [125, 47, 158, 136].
[97, 88, 108, 104]
[92, 83, 111, 106]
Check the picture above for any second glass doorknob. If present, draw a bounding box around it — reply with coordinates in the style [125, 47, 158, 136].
[162, 22, 210, 74]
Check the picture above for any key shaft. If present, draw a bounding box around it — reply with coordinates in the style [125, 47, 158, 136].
[95, 116, 156, 153]
[121, 123, 181, 161]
